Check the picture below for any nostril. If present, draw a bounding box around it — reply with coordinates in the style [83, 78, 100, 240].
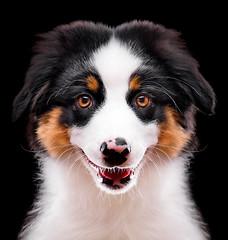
[100, 142, 108, 154]
[100, 141, 116, 157]
[115, 137, 127, 146]
[121, 146, 131, 156]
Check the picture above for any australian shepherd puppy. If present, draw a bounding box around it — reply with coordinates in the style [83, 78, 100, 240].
[13, 20, 215, 240]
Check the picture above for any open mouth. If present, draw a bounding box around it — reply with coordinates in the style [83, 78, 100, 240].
[87, 159, 135, 190]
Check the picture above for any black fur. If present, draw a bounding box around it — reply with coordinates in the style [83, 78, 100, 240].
[116, 21, 215, 115]
[13, 21, 215, 131]
[12, 21, 111, 121]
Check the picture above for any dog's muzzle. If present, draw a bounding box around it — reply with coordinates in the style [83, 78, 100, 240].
[97, 138, 132, 188]
[83, 137, 138, 192]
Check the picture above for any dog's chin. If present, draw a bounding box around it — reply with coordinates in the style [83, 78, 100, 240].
[82, 153, 140, 195]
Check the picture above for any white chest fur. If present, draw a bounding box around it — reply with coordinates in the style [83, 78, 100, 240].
[20, 155, 208, 240]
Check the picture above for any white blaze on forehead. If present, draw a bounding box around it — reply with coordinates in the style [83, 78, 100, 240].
[90, 38, 144, 140]
[92, 38, 142, 91]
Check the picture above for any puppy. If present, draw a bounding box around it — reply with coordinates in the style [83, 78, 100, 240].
[13, 20, 215, 240]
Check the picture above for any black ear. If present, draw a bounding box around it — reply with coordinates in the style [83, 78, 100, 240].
[12, 82, 33, 122]
[180, 70, 216, 115]
[12, 47, 53, 122]
[153, 25, 216, 115]
[167, 49, 216, 115]
[12, 30, 60, 122]
[12, 79, 50, 122]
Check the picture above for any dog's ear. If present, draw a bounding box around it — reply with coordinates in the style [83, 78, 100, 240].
[153, 26, 216, 115]
[178, 70, 216, 115]
[172, 52, 216, 115]
[12, 79, 50, 122]
[12, 50, 53, 122]
[12, 31, 59, 122]
[12, 81, 32, 122]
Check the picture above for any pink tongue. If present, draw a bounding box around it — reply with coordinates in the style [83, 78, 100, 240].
[99, 168, 132, 180]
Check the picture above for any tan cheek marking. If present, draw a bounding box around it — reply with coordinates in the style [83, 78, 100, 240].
[36, 107, 72, 158]
[87, 75, 99, 92]
[156, 107, 190, 158]
[129, 75, 141, 91]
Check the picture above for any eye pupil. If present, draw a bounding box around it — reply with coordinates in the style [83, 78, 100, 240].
[138, 96, 145, 103]
[81, 96, 89, 104]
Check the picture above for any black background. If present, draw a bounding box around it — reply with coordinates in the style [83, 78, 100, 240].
[3, 2, 226, 239]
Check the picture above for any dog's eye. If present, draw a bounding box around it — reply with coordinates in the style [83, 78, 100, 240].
[136, 95, 151, 108]
[77, 95, 92, 108]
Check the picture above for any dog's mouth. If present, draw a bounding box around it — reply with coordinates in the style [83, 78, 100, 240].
[87, 159, 134, 190]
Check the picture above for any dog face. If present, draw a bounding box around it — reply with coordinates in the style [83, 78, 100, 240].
[13, 21, 215, 194]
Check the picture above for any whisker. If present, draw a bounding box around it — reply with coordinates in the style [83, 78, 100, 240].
[20, 143, 73, 155]
[46, 79, 87, 105]
[138, 74, 204, 115]
[57, 149, 83, 170]
[66, 153, 85, 180]
[142, 75, 202, 97]
[46, 80, 76, 105]
[168, 77, 202, 97]
[155, 143, 207, 154]
[133, 183, 143, 199]
[145, 155, 161, 179]
[55, 146, 76, 162]
[147, 147, 172, 163]
[64, 148, 82, 166]
[76, 159, 85, 181]
[143, 159, 153, 180]
[152, 86, 184, 115]
[52, 147, 76, 171]
[151, 149, 169, 167]
[152, 82, 176, 96]
[137, 161, 145, 175]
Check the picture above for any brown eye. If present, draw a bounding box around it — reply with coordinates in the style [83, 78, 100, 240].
[136, 95, 150, 108]
[77, 95, 92, 108]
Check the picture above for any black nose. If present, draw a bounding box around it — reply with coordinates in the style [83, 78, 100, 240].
[100, 138, 131, 166]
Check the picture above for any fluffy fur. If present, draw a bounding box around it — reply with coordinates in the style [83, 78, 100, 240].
[13, 20, 215, 240]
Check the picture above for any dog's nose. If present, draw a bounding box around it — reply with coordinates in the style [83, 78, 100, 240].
[100, 138, 131, 166]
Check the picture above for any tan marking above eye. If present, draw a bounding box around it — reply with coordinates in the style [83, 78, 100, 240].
[129, 75, 141, 91]
[86, 75, 99, 92]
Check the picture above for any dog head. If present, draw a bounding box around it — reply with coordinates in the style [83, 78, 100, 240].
[13, 21, 215, 194]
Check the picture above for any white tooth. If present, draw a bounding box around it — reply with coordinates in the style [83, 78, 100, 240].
[97, 173, 103, 183]
[130, 173, 135, 180]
